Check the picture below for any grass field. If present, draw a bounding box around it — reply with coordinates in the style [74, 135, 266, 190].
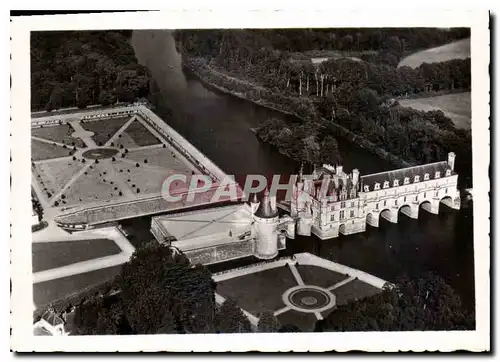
[33, 159, 85, 199]
[398, 38, 470, 68]
[125, 147, 196, 173]
[32, 124, 87, 148]
[111, 159, 169, 195]
[32, 238, 122, 273]
[332, 279, 381, 306]
[123, 119, 161, 146]
[60, 163, 122, 206]
[33, 265, 122, 308]
[399, 92, 471, 129]
[31, 140, 73, 161]
[296, 265, 349, 289]
[216, 266, 299, 315]
[81, 116, 131, 146]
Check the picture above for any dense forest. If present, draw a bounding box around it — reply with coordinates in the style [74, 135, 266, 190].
[175, 28, 472, 187]
[31, 31, 151, 111]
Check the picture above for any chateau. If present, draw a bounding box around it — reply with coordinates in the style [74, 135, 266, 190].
[287, 152, 461, 240]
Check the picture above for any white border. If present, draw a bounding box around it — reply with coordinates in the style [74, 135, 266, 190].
[10, 10, 490, 352]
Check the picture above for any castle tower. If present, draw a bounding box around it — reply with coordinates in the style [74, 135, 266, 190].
[448, 152, 456, 171]
[297, 201, 313, 236]
[249, 193, 260, 214]
[352, 169, 360, 187]
[253, 189, 279, 260]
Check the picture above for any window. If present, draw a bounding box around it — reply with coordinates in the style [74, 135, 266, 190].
[415, 196, 418, 201]
[424, 173, 430, 181]
[404, 196, 407, 202]
[435, 191, 439, 197]
[383, 181, 389, 189]
[435, 171, 441, 178]
[445, 188, 448, 194]
[341, 201, 346, 208]
[446, 169, 451, 176]
[424, 192, 427, 198]
[374, 183, 380, 190]
[375, 203, 379, 210]
[340, 210, 345, 220]
[393, 179, 399, 187]
[395, 199, 398, 206]
[350, 210, 354, 218]
[330, 214, 335, 221]
[351, 201, 355, 208]
[384, 200, 387, 207]
[330, 205, 335, 211]
[364, 185, 370, 192]
[404, 177, 410, 185]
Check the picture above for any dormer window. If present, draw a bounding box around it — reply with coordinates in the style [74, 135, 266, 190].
[414, 175, 420, 183]
[404, 177, 410, 185]
[424, 173, 430, 181]
[393, 179, 399, 187]
[383, 181, 389, 189]
[374, 183, 380, 190]
[364, 185, 370, 192]
[435, 171, 441, 178]
[445, 169, 451, 176]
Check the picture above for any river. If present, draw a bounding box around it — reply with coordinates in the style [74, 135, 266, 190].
[130, 30, 475, 312]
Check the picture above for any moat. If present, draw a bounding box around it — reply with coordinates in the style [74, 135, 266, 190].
[130, 30, 475, 311]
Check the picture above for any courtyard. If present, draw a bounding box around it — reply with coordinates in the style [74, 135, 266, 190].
[214, 253, 386, 332]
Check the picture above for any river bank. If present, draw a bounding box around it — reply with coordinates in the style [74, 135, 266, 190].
[182, 56, 412, 169]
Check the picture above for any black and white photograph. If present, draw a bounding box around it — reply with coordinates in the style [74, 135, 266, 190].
[9, 9, 490, 352]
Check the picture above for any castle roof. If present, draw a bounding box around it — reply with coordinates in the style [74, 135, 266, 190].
[254, 191, 278, 219]
[41, 309, 64, 327]
[361, 161, 452, 191]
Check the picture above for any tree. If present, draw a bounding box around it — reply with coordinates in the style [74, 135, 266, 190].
[278, 324, 300, 332]
[214, 299, 251, 333]
[315, 273, 474, 332]
[258, 310, 281, 332]
[117, 243, 215, 334]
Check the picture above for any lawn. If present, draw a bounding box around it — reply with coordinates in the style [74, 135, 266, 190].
[31, 139, 73, 161]
[59, 163, 123, 206]
[123, 119, 161, 146]
[398, 38, 470, 68]
[125, 146, 197, 173]
[33, 265, 122, 309]
[399, 92, 471, 129]
[33, 158, 85, 199]
[31, 124, 87, 148]
[32, 238, 122, 273]
[81, 116, 132, 146]
[216, 266, 299, 316]
[332, 278, 381, 306]
[111, 159, 170, 195]
[296, 264, 349, 289]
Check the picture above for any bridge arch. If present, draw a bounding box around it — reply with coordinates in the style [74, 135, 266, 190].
[339, 223, 346, 235]
[419, 199, 438, 215]
[398, 203, 418, 220]
[366, 213, 377, 227]
[439, 195, 455, 211]
[379, 208, 397, 224]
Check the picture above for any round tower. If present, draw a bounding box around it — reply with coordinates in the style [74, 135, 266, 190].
[249, 193, 260, 214]
[253, 190, 279, 260]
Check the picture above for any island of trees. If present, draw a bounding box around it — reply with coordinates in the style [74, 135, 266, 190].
[174, 28, 472, 187]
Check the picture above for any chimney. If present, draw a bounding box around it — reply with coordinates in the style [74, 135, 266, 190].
[447, 152, 456, 171]
[336, 165, 343, 175]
